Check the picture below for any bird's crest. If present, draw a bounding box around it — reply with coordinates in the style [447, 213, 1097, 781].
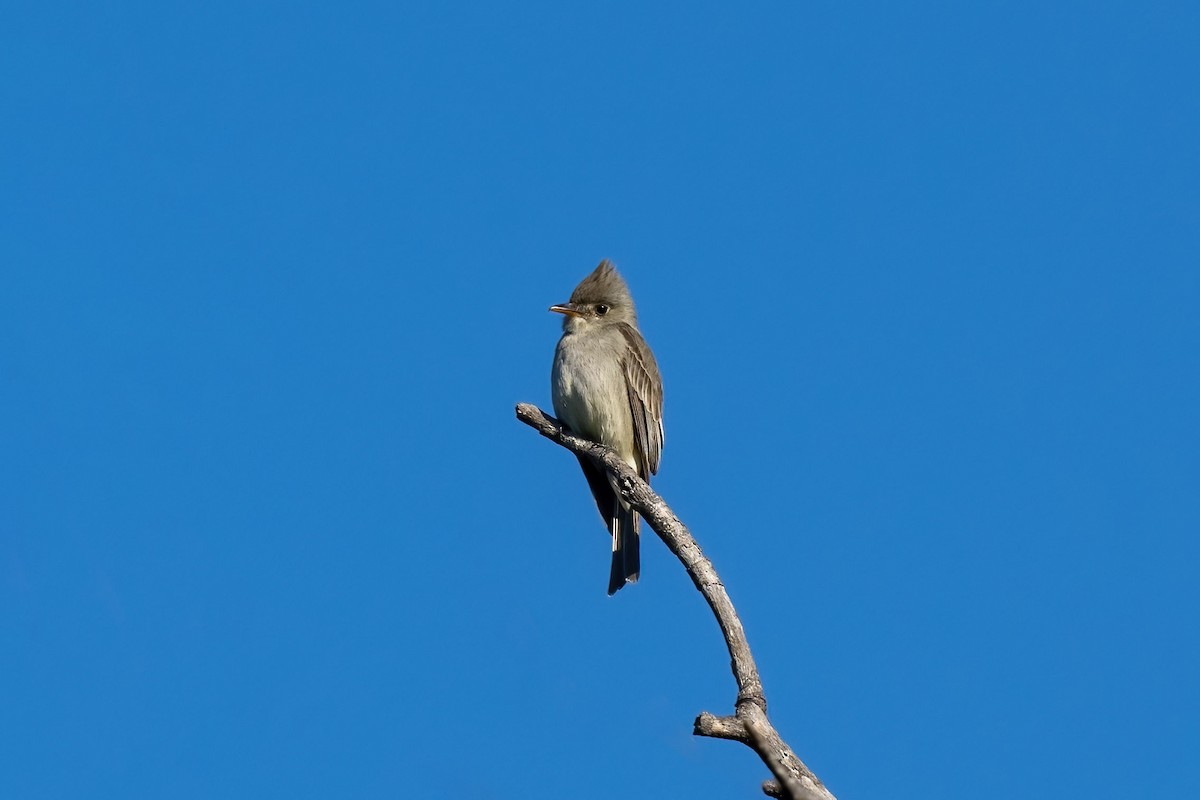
[569, 259, 634, 309]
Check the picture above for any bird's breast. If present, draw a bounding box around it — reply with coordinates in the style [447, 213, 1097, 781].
[551, 334, 634, 459]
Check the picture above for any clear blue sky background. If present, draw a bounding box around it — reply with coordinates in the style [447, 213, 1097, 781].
[2, 2, 1197, 798]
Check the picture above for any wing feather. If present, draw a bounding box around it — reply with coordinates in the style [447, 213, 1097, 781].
[617, 323, 664, 479]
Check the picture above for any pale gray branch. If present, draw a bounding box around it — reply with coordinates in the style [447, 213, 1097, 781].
[515, 402, 835, 800]
[693, 712, 747, 741]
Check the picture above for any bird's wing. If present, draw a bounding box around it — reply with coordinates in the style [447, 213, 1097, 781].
[618, 323, 665, 478]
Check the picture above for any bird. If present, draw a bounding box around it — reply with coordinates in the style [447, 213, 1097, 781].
[549, 260, 664, 595]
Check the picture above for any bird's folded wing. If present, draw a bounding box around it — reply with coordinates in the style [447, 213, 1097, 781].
[618, 323, 665, 478]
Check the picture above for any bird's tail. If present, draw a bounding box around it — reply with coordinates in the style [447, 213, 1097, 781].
[607, 503, 641, 595]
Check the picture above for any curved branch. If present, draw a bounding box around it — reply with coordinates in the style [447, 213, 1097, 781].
[515, 402, 835, 800]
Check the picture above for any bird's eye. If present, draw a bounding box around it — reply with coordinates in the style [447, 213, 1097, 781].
[596, 304, 609, 316]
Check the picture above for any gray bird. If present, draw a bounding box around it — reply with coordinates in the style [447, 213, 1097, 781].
[550, 260, 664, 595]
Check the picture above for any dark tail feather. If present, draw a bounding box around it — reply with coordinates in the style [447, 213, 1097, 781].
[607, 503, 641, 595]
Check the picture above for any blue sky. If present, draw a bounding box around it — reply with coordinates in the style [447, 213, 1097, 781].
[2, 2, 1198, 798]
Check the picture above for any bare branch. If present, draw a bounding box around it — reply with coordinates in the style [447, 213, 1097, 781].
[515, 403, 836, 800]
[693, 712, 747, 741]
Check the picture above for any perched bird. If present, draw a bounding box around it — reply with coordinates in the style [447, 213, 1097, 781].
[550, 260, 664, 595]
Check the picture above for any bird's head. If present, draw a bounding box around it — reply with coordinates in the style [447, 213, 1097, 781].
[550, 259, 638, 332]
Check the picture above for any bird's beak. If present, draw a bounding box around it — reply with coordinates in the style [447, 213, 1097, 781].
[549, 303, 584, 317]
